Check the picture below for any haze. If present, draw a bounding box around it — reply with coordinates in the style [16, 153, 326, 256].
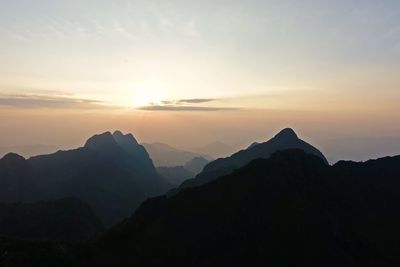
[1, 0, 400, 163]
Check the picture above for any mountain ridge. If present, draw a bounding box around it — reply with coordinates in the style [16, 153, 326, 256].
[0, 130, 173, 227]
[179, 128, 327, 190]
[91, 149, 400, 266]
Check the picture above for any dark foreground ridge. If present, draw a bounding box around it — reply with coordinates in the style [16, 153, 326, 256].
[88, 149, 400, 267]
[0, 198, 104, 242]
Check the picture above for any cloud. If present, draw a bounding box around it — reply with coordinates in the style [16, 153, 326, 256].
[177, 98, 215, 104]
[141, 97, 236, 111]
[159, 98, 216, 105]
[0, 93, 109, 109]
[138, 105, 239, 112]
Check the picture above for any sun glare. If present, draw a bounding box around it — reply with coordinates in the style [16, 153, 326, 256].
[133, 89, 163, 107]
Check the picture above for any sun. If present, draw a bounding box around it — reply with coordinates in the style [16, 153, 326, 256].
[133, 89, 163, 107]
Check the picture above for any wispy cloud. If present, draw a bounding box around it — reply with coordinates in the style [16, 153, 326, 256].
[178, 98, 215, 104]
[139, 97, 238, 112]
[160, 98, 215, 105]
[138, 105, 239, 112]
[0, 93, 109, 109]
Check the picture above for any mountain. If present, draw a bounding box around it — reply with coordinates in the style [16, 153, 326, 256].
[0, 144, 58, 159]
[192, 141, 234, 159]
[0, 153, 38, 202]
[2, 150, 400, 266]
[247, 142, 260, 149]
[92, 150, 400, 266]
[180, 128, 328, 189]
[0, 198, 103, 242]
[142, 142, 212, 167]
[0, 238, 82, 267]
[156, 166, 195, 186]
[0, 131, 173, 227]
[184, 156, 209, 174]
[156, 157, 209, 186]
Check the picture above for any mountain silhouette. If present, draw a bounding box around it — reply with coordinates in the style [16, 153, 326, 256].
[180, 128, 327, 189]
[84, 132, 120, 152]
[0, 131, 173, 226]
[0, 197, 103, 242]
[0, 153, 38, 202]
[91, 150, 400, 267]
[2, 150, 400, 266]
[112, 131, 159, 178]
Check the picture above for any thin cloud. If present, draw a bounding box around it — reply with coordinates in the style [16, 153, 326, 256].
[161, 100, 175, 105]
[159, 98, 216, 105]
[138, 105, 239, 112]
[0, 93, 109, 109]
[177, 98, 215, 104]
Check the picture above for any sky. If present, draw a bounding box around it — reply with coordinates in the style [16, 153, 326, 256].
[0, 0, 400, 163]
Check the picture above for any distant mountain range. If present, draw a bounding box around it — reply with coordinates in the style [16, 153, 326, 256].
[142, 142, 212, 167]
[190, 141, 235, 159]
[156, 156, 210, 186]
[156, 166, 194, 186]
[183, 156, 209, 174]
[0, 131, 172, 226]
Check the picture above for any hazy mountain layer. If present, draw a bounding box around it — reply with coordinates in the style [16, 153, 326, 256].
[191, 141, 234, 159]
[143, 142, 212, 167]
[156, 166, 194, 186]
[184, 156, 209, 174]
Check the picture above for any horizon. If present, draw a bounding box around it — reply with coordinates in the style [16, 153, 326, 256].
[1, 127, 400, 165]
[1, 0, 400, 163]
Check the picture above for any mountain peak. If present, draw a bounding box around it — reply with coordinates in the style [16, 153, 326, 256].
[84, 132, 118, 151]
[1, 152, 26, 163]
[113, 130, 124, 137]
[274, 128, 298, 140]
[0, 153, 28, 170]
[113, 130, 139, 146]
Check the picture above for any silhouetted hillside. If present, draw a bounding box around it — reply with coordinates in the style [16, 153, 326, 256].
[0, 198, 103, 242]
[0, 238, 83, 267]
[180, 128, 327, 189]
[0, 131, 173, 226]
[0, 153, 38, 202]
[92, 150, 400, 267]
[2, 150, 400, 266]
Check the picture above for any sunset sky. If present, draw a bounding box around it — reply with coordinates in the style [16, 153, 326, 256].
[1, 0, 400, 162]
